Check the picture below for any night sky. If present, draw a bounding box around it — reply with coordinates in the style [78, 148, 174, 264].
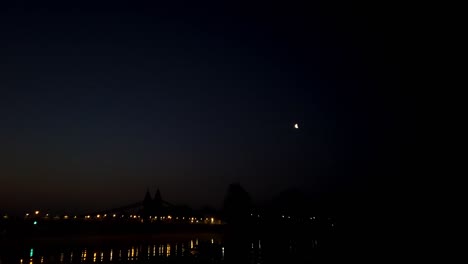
[0, 1, 404, 214]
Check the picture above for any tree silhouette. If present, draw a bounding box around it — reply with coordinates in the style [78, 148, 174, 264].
[222, 183, 252, 225]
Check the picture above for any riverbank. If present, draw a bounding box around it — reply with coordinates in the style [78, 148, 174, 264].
[1, 231, 224, 248]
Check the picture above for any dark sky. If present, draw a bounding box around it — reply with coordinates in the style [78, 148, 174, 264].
[0, 1, 404, 213]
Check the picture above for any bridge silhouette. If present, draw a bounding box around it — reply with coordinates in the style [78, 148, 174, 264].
[82, 188, 174, 217]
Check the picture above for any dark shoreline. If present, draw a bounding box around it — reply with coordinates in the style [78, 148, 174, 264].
[0, 218, 333, 247]
[1, 232, 224, 248]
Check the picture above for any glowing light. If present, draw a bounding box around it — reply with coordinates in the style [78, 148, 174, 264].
[25, 213, 29, 217]
[30, 248, 34, 257]
[211, 238, 214, 244]
[33, 221, 37, 225]
[166, 244, 171, 256]
[96, 214, 100, 218]
[294, 123, 299, 129]
[110, 249, 113, 261]
[104, 214, 107, 217]
[93, 252, 97, 262]
[159, 245, 163, 256]
[35, 211, 40, 215]
[63, 215, 69, 219]
[113, 214, 116, 217]
[210, 217, 214, 223]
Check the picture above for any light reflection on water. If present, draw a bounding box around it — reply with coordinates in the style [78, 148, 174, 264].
[2, 236, 323, 264]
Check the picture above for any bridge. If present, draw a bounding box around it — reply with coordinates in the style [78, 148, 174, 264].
[82, 189, 175, 218]
[20, 189, 223, 225]
[15, 189, 329, 226]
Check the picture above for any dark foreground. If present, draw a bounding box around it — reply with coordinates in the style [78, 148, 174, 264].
[0, 220, 347, 264]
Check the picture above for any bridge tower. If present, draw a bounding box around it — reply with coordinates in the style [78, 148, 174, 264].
[154, 188, 165, 215]
[142, 188, 154, 218]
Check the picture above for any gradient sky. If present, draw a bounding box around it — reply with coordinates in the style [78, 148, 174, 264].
[0, 1, 404, 214]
